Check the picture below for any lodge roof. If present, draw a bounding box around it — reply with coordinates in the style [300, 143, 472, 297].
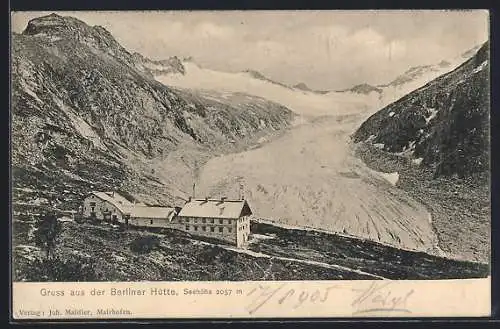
[89, 191, 176, 220]
[177, 198, 252, 219]
[89, 191, 134, 214]
[127, 205, 177, 220]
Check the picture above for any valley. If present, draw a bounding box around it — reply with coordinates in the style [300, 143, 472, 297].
[193, 113, 440, 255]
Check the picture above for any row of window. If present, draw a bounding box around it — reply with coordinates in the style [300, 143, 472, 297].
[186, 225, 232, 233]
[180, 217, 249, 225]
[85, 207, 115, 213]
[181, 218, 228, 224]
[85, 202, 115, 214]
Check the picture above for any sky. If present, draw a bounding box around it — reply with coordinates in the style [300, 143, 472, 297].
[11, 10, 489, 90]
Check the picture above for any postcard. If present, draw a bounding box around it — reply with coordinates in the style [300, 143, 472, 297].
[10, 10, 491, 320]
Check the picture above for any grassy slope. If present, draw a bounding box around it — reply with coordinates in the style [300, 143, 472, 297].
[12, 215, 488, 282]
[13, 219, 374, 282]
[250, 222, 488, 279]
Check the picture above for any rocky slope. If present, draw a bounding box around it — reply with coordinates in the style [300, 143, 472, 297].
[352, 42, 490, 262]
[11, 13, 294, 212]
[353, 41, 490, 178]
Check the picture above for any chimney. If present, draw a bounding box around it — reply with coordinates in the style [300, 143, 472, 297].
[188, 196, 192, 202]
[239, 183, 245, 200]
[192, 183, 196, 199]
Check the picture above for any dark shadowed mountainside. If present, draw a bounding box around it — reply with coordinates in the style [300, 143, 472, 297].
[353, 41, 489, 178]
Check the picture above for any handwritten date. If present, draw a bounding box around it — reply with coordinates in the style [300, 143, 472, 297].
[245, 284, 339, 315]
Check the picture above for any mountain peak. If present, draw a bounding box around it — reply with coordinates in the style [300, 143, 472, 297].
[243, 69, 292, 89]
[293, 82, 312, 91]
[438, 60, 451, 68]
[339, 83, 382, 95]
[23, 13, 89, 36]
[20, 13, 139, 70]
[22, 13, 119, 49]
[244, 69, 267, 80]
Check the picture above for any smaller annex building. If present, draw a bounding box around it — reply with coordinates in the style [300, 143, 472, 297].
[177, 197, 252, 248]
[82, 191, 178, 228]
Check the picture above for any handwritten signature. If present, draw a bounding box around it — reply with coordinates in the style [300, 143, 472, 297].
[352, 281, 414, 315]
[245, 284, 341, 315]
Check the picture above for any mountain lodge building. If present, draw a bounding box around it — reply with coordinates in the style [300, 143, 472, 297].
[177, 197, 252, 248]
[81, 192, 252, 248]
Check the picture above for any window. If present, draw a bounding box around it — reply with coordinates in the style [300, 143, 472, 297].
[211, 227, 215, 232]
[219, 227, 223, 233]
[90, 202, 96, 207]
[202, 226, 206, 231]
[219, 219, 223, 224]
[194, 219, 198, 224]
[228, 228, 232, 233]
[194, 226, 198, 231]
[202, 218, 206, 223]
[210, 218, 214, 223]
[150, 220, 153, 225]
[185, 225, 189, 230]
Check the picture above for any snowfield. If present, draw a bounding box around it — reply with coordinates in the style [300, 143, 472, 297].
[156, 62, 383, 117]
